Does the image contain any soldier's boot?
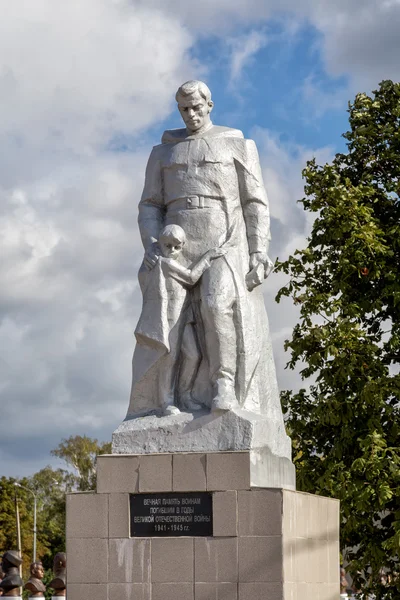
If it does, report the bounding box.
[163,402,181,416]
[211,378,239,412]
[180,391,203,411]
[161,392,181,416]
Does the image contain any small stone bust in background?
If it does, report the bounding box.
[24,562,45,598]
[0,551,23,597]
[49,553,66,597]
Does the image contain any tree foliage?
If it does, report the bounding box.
[51,435,111,491]
[0,435,111,586]
[276,80,400,598]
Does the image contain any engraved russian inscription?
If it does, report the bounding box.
[130,492,213,537]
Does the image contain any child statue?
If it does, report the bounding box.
[133,224,226,416]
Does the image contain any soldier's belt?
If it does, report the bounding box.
[167,196,223,211]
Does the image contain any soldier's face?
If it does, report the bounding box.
[177,92,213,132]
[37,565,44,578]
[32,563,44,579]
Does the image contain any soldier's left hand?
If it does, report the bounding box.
[249,252,274,278]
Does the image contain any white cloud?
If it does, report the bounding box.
[0,154,146,444]
[307,0,400,89]
[0,0,195,154]
[227,30,269,85]
[301,74,349,118]
[145,0,400,89]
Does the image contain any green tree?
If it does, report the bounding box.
[1,435,111,583]
[276,80,400,598]
[51,435,111,491]
[1,469,69,577]
[29,466,72,569]
[0,476,28,558]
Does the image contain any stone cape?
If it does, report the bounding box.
[127,128,282,423]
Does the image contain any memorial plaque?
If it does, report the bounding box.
[130,492,213,537]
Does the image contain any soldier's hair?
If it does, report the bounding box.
[175,80,212,103]
[30,561,43,574]
[159,224,186,245]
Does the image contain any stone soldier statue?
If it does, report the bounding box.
[127,79,283,427]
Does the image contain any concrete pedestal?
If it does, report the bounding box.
[66,452,340,600]
[112,411,296,491]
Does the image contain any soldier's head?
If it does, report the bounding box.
[53,552,66,575]
[1,551,22,571]
[159,225,186,260]
[30,561,44,580]
[176,80,213,133]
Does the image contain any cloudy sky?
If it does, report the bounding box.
[1,0,399,477]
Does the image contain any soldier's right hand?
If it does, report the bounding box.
[144,242,161,270]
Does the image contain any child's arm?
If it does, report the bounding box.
[162,260,194,286]
[163,248,226,286]
[188,249,223,283]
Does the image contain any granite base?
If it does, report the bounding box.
[66,453,340,600]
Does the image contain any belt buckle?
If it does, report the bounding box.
[187,196,199,208]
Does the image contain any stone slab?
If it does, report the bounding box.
[97,455,139,493]
[152,583,193,600]
[194,537,238,582]
[67,584,108,600]
[66,492,108,538]
[139,454,172,492]
[67,538,108,584]
[238,489,282,536]
[207,452,250,491]
[108,583,151,600]
[213,491,237,537]
[112,415,295,490]
[239,582,283,600]
[173,453,207,491]
[238,536,283,582]
[109,539,151,583]
[151,538,194,582]
[109,493,130,538]
[195,583,237,600]
[99,449,295,491]
[113,408,291,456]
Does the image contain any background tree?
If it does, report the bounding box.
[51,435,111,491]
[0,476,29,559]
[0,435,111,590]
[276,80,400,599]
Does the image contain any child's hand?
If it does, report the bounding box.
[208,247,227,260]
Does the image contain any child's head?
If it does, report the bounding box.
[159,225,186,259]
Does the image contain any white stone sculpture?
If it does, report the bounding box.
[134,223,226,417]
[113,80,295,488]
